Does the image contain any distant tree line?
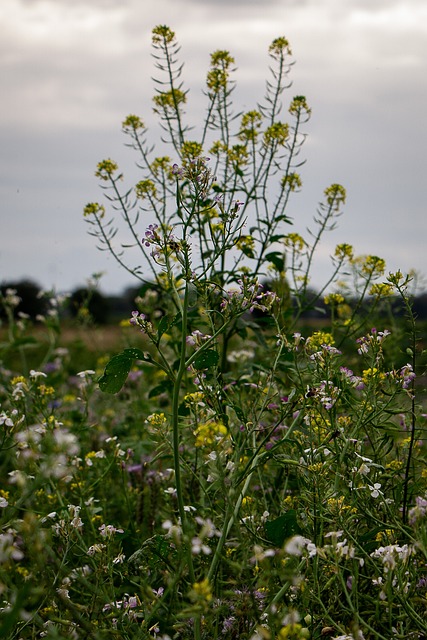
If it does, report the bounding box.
[2,279,427,325]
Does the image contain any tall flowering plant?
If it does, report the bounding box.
[76,24,427,640]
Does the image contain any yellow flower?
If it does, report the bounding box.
[239,110,263,142]
[362,367,386,384]
[278,623,306,639]
[306,331,335,352]
[122,114,145,132]
[152,25,176,45]
[206,50,235,91]
[150,156,172,178]
[324,293,345,306]
[289,95,311,117]
[361,255,386,277]
[135,179,157,200]
[269,36,292,58]
[153,89,186,112]
[191,578,212,603]
[95,159,119,181]
[83,202,105,219]
[281,173,302,191]
[369,282,394,297]
[283,233,306,250]
[324,183,346,209]
[335,243,354,260]
[263,122,289,147]
[227,144,248,166]
[181,140,203,161]
[194,420,228,448]
[146,412,168,428]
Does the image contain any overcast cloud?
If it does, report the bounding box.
[1,0,426,294]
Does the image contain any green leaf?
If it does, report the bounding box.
[148,379,173,398]
[157,315,170,341]
[194,348,219,370]
[232,404,246,422]
[265,251,285,272]
[98,348,150,394]
[98,354,133,394]
[122,348,148,360]
[265,510,302,546]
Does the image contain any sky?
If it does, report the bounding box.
[1,0,427,295]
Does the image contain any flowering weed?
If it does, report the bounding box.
[1,26,426,640]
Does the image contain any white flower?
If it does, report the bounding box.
[76,370,96,378]
[191,537,212,555]
[0,412,14,427]
[99,524,124,537]
[113,553,126,564]
[29,370,47,379]
[370,483,382,498]
[284,535,317,557]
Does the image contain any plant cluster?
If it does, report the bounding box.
[1,25,426,640]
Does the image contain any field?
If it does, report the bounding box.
[2,24,427,640]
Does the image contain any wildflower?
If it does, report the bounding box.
[29,369,47,379]
[122,114,145,131]
[408,496,427,525]
[0,412,14,428]
[153,89,187,112]
[190,577,212,604]
[0,532,24,562]
[76,369,96,379]
[99,524,124,538]
[113,553,126,564]
[135,179,157,200]
[269,36,292,58]
[335,243,354,260]
[152,25,176,45]
[369,282,394,297]
[142,223,159,247]
[95,158,119,180]
[186,329,212,346]
[251,545,276,563]
[399,363,416,389]
[239,110,263,142]
[360,255,386,278]
[369,483,383,499]
[206,50,235,91]
[68,505,84,531]
[371,543,413,572]
[305,331,334,353]
[191,537,212,555]
[281,172,302,191]
[284,536,316,558]
[324,183,346,209]
[162,520,182,542]
[263,122,289,147]
[194,420,228,448]
[324,292,345,306]
[146,412,168,428]
[289,95,311,117]
[87,543,106,555]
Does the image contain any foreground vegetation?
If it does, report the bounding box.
[1,26,426,640]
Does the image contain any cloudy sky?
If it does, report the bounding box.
[1,0,426,295]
